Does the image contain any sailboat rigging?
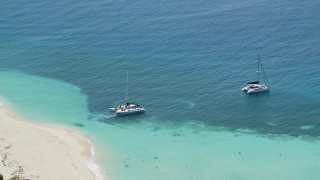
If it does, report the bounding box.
[109,71,146,116]
[242,56,270,94]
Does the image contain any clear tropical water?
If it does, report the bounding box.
[1,0,320,179]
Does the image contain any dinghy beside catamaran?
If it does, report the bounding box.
[242,56,270,94]
[109,71,145,116]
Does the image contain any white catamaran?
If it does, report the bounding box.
[242,56,270,94]
[109,71,146,116]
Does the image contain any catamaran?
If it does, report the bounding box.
[242,56,270,94]
[109,71,146,116]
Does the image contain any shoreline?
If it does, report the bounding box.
[0,98,106,180]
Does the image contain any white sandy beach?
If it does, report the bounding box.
[0,99,104,180]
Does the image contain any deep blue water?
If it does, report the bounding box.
[1,0,320,137]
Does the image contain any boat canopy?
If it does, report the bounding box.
[247,81,259,84]
[126,102,138,105]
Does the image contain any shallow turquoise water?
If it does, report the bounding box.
[0,70,89,125]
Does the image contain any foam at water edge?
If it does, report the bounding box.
[86,141,107,180]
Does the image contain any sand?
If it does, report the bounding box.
[0,100,105,180]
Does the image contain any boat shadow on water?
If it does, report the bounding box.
[99,112,147,125]
[243,90,271,104]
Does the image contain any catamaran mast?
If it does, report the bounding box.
[126,70,128,103]
[257,55,260,82]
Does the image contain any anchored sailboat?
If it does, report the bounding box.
[242,56,270,94]
[109,71,146,115]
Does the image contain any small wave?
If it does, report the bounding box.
[187,101,195,108]
[104,114,116,119]
[267,122,277,126]
[182,100,195,109]
[86,143,107,180]
[300,125,315,130]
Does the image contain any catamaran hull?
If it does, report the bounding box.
[242,87,250,91]
[115,109,146,116]
[247,87,269,94]
[110,104,146,116]
[242,83,269,94]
